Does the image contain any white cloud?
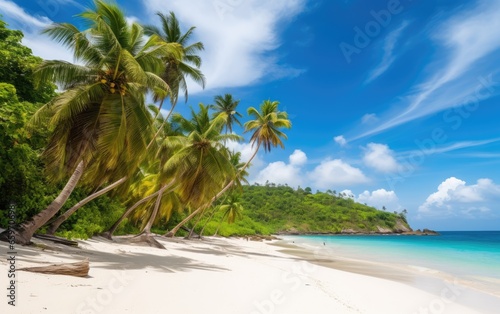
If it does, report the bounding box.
[308,159,369,189]
[0,1,77,63]
[366,20,410,83]
[225,140,263,170]
[361,113,378,124]
[354,1,500,140]
[0,0,52,29]
[363,143,399,173]
[338,188,401,211]
[3,0,306,92]
[254,149,307,187]
[143,0,307,93]
[289,149,307,166]
[418,177,500,218]
[339,189,355,199]
[334,135,347,146]
[357,189,401,211]
[23,35,74,63]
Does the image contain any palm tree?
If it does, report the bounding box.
[190,150,248,237]
[214,194,244,236]
[144,11,205,149]
[47,100,188,236]
[196,151,248,235]
[165,100,291,238]
[1,0,181,244]
[202,193,243,237]
[45,176,128,235]
[105,104,240,238]
[166,104,240,208]
[44,14,206,233]
[210,94,243,134]
[144,11,205,106]
[103,113,183,238]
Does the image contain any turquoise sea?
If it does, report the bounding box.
[287,231,500,281]
[285,231,500,313]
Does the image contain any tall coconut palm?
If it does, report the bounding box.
[1,0,181,244]
[144,11,205,106]
[195,150,248,235]
[144,11,205,151]
[210,94,243,134]
[44,14,204,232]
[103,113,183,238]
[165,104,240,208]
[45,104,171,235]
[165,100,291,238]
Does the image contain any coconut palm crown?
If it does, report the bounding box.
[244,100,292,152]
[144,11,206,106]
[33,0,182,183]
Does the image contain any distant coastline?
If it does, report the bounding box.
[275,228,439,236]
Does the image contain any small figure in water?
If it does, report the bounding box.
[323,242,325,246]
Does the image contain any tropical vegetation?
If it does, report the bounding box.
[0,0,410,245]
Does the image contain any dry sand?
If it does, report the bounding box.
[0,235,495,313]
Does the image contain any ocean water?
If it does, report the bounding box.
[286,231,500,281]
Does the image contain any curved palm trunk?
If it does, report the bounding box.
[141,184,166,235]
[146,101,177,151]
[0,161,85,245]
[45,101,177,235]
[213,214,227,236]
[187,210,205,239]
[104,189,161,239]
[104,180,175,238]
[165,146,259,238]
[199,207,219,237]
[46,176,128,235]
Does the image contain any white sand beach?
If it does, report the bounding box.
[0,235,495,314]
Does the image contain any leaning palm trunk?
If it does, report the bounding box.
[198,206,219,237]
[140,184,167,235]
[187,209,205,239]
[104,180,175,238]
[213,214,227,236]
[0,161,85,245]
[44,101,178,235]
[165,146,259,238]
[197,193,230,237]
[45,176,128,235]
[146,101,177,151]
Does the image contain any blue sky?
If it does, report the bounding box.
[1,0,500,231]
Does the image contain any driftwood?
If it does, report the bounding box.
[19,258,89,277]
[33,234,79,247]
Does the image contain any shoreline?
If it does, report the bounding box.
[272,236,500,312]
[0,235,497,313]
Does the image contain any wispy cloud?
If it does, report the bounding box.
[456,152,500,159]
[365,20,410,84]
[399,138,500,157]
[353,1,500,140]
[334,135,347,146]
[143,0,307,93]
[361,113,378,124]
[0,0,76,62]
[0,0,52,29]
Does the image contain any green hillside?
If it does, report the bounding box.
[195,184,412,237]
